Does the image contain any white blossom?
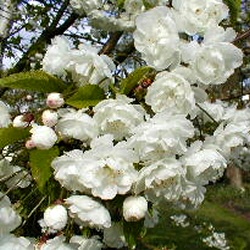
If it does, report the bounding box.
[123,196,148,222]
[182,143,227,185]
[170,214,190,228]
[145,70,196,116]
[79,135,139,200]
[30,125,57,149]
[204,25,237,44]
[0,101,11,128]
[133,6,180,70]
[70,235,103,250]
[103,222,127,249]
[25,139,36,149]
[182,41,243,85]
[64,42,115,89]
[181,178,207,208]
[144,207,159,228]
[42,110,58,127]
[203,232,230,250]
[42,37,72,78]
[42,204,68,232]
[134,158,185,202]
[38,235,76,250]
[129,112,194,163]
[0,159,31,189]
[46,93,65,109]
[93,95,145,140]
[65,195,111,229]
[56,109,98,142]
[51,149,90,192]
[70,0,101,15]
[0,192,22,236]
[212,122,250,157]
[172,0,229,35]
[51,137,138,199]
[0,234,34,250]
[198,100,227,123]
[13,115,29,128]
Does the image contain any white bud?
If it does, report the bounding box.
[30,125,57,149]
[123,196,148,222]
[42,110,58,127]
[13,115,29,128]
[25,139,36,149]
[26,95,33,101]
[46,93,64,109]
[43,204,68,231]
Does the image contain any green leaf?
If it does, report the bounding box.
[119,66,155,95]
[29,147,59,193]
[117,0,126,9]
[223,0,241,24]
[66,84,105,108]
[0,127,30,149]
[123,220,144,249]
[0,71,66,93]
[142,0,155,9]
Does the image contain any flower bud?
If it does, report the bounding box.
[30,125,57,149]
[43,204,68,231]
[26,95,33,101]
[13,115,29,128]
[123,196,148,222]
[25,139,36,149]
[42,110,58,127]
[46,93,64,109]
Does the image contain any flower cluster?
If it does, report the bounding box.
[0,0,247,249]
[42,37,115,90]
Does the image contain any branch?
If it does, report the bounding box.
[233,28,250,43]
[196,103,219,125]
[114,41,135,65]
[98,31,123,55]
[9,12,79,74]
[49,0,70,30]
[54,12,79,36]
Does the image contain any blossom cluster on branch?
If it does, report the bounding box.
[0,0,248,249]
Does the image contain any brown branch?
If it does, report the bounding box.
[233,28,250,43]
[50,0,70,30]
[98,31,123,55]
[114,41,135,65]
[9,12,79,74]
[220,91,250,101]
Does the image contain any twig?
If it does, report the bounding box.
[196,103,219,125]
[233,28,250,43]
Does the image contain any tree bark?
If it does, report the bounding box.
[226,164,243,189]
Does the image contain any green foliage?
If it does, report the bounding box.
[66,84,105,108]
[142,184,250,249]
[117,0,126,9]
[119,66,155,95]
[223,0,241,24]
[123,220,144,249]
[0,127,30,149]
[29,147,59,193]
[0,71,66,93]
[142,0,155,9]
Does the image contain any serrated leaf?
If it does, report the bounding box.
[0,71,66,93]
[29,147,59,193]
[119,66,155,95]
[0,127,30,149]
[66,84,105,108]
